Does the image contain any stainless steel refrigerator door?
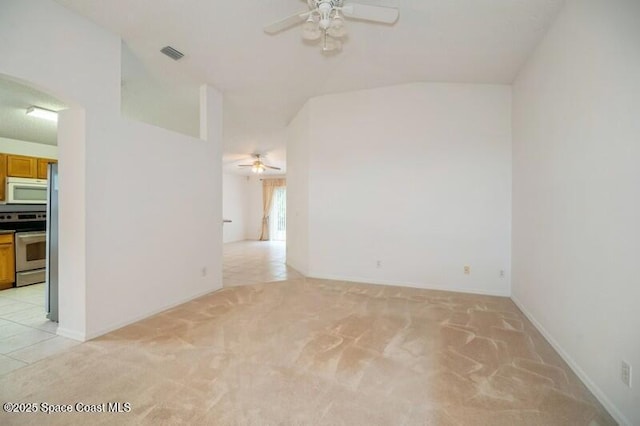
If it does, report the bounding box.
[46,163,59,322]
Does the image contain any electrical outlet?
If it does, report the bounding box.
[500,270,505,278]
[376,260,382,269]
[621,361,632,387]
[201,267,207,277]
[464,265,471,275]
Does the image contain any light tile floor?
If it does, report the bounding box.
[0,284,78,376]
[223,240,303,287]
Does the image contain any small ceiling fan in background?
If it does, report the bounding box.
[264,0,399,52]
[238,154,282,174]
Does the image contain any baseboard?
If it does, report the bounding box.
[511,296,629,426]
[306,273,510,297]
[56,327,86,342]
[83,285,223,341]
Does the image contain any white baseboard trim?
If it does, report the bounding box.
[511,296,629,426]
[83,285,223,341]
[56,327,86,342]
[306,273,510,298]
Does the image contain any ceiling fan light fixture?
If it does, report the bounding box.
[251,161,266,174]
[327,13,346,38]
[322,34,342,52]
[238,154,282,173]
[319,18,331,30]
[265,1,399,54]
[302,16,321,40]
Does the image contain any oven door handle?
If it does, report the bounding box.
[18,269,45,277]
[16,234,46,243]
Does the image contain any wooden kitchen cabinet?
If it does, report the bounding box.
[0,154,6,202]
[0,154,57,201]
[0,233,15,290]
[7,155,38,179]
[37,158,57,179]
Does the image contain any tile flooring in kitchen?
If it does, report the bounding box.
[0,284,78,376]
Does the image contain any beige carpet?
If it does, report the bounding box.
[0,278,614,425]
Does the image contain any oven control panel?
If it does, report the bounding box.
[0,212,46,222]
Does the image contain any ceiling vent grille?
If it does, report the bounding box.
[160,46,184,61]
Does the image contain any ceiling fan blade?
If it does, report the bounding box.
[264,11,311,34]
[238,165,253,167]
[265,165,282,170]
[342,3,399,24]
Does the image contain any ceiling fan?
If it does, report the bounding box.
[264,0,399,52]
[238,154,282,174]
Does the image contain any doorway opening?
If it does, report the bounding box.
[0,75,63,360]
[222,175,301,288]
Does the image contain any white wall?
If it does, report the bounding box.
[0,136,58,158]
[288,83,512,295]
[121,42,200,138]
[223,174,248,243]
[222,173,263,243]
[0,0,223,340]
[286,102,311,274]
[512,0,640,424]
[245,176,263,241]
[57,108,86,339]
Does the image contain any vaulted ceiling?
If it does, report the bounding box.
[55,0,565,173]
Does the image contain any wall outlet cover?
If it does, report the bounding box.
[621,361,632,387]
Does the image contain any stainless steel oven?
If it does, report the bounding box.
[15,231,46,286]
[0,211,47,287]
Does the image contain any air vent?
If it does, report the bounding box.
[160,46,184,61]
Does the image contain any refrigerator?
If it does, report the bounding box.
[46,163,59,322]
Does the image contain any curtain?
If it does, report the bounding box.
[259,178,286,240]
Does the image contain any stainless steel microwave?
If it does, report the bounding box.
[6,177,48,204]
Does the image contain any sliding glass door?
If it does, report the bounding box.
[269,187,286,241]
